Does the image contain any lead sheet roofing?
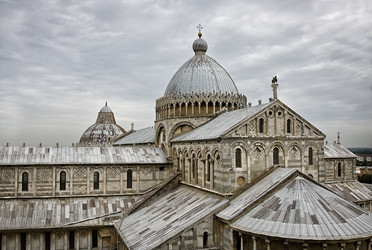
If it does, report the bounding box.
[0,196,137,230]
[118,185,228,250]
[225,169,372,240]
[172,102,272,142]
[114,127,155,145]
[325,181,372,202]
[0,145,167,165]
[324,143,357,158]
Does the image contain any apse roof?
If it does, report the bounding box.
[163,32,239,96]
[218,168,372,241]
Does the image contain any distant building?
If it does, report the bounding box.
[1,30,372,250]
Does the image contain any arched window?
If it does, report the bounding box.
[259,118,264,133]
[308,147,313,165]
[235,148,242,168]
[337,162,342,177]
[203,232,208,248]
[22,172,28,191]
[206,155,211,182]
[162,129,166,142]
[287,119,291,133]
[273,148,279,165]
[127,169,132,189]
[60,171,66,190]
[93,171,99,190]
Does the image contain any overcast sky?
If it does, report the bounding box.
[0,0,371,148]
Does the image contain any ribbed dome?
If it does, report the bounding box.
[164,34,239,96]
[78,103,126,146]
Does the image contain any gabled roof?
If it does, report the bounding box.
[324,142,357,159]
[117,186,228,250]
[218,168,372,240]
[172,99,325,142]
[0,145,167,165]
[0,196,137,230]
[171,102,271,142]
[114,127,155,145]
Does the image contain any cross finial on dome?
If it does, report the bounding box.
[197,24,203,38]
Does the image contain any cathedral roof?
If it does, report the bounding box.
[79,103,126,146]
[324,141,357,158]
[114,127,155,145]
[0,145,168,165]
[163,32,239,96]
[118,185,228,250]
[171,102,271,142]
[218,167,372,241]
[0,196,137,230]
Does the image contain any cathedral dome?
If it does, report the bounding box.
[164,32,239,96]
[78,102,126,146]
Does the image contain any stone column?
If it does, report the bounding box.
[265,239,271,250]
[211,160,214,189]
[103,166,107,195]
[53,166,56,196]
[198,102,201,115]
[213,102,216,115]
[303,243,308,250]
[247,155,251,183]
[354,241,361,250]
[136,167,140,192]
[206,102,208,114]
[239,233,243,249]
[185,103,188,116]
[15,167,19,197]
[252,236,257,250]
[86,166,89,195]
[33,167,37,196]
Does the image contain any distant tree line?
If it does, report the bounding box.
[359,174,372,184]
[349,148,372,154]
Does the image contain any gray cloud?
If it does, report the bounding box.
[0,0,371,147]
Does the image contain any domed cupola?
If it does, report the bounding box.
[155,26,247,151]
[78,102,126,146]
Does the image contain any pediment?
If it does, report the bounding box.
[223,100,325,139]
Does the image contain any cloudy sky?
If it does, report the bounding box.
[0,0,371,148]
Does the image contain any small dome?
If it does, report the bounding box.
[78,103,126,146]
[99,102,112,113]
[193,38,208,54]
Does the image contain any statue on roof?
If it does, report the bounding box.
[272,76,278,84]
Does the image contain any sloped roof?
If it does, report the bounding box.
[117,186,228,250]
[172,102,271,142]
[325,181,372,202]
[114,127,155,145]
[217,167,295,221]
[224,169,372,240]
[0,145,167,165]
[0,196,137,230]
[324,143,357,159]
